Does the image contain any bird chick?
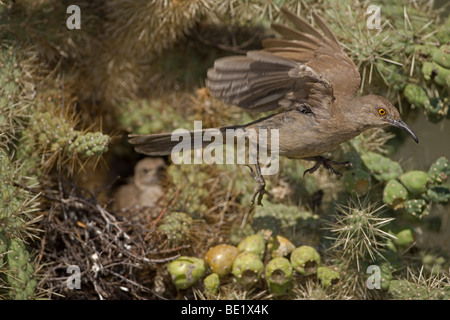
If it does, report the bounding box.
[114,157,166,221]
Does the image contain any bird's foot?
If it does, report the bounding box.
[303,156,352,177]
[246,164,271,206]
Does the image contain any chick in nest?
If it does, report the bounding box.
[114,157,167,221]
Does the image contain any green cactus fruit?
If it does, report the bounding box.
[361,152,403,182]
[203,273,220,295]
[68,131,110,157]
[427,157,449,185]
[432,44,450,69]
[383,179,408,210]
[167,256,206,290]
[404,199,429,218]
[265,257,293,296]
[290,246,321,276]
[204,244,239,278]
[343,168,372,196]
[394,229,415,247]
[317,266,340,287]
[158,211,193,246]
[403,84,430,108]
[232,251,264,286]
[6,238,36,300]
[424,98,448,123]
[399,171,428,194]
[426,186,450,203]
[237,234,266,260]
[268,235,295,259]
[422,61,450,88]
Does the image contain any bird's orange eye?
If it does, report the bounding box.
[378,108,386,116]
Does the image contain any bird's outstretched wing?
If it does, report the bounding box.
[206,8,361,114]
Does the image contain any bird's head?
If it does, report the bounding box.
[358,94,419,143]
[134,157,167,186]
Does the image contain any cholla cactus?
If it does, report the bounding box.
[361,152,403,182]
[388,268,450,300]
[327,198,395,270]
[0,150,40,300]
[158,211,194,246]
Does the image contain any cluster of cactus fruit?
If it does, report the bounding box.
[351,152,450,218]
[167,233,339,296]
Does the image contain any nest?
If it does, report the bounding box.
[32,176,187,300]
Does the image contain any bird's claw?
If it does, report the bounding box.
[303,156,352,177]
[246,164,271,206]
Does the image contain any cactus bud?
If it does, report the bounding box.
[203,273,220,295]
[317,266,340,287]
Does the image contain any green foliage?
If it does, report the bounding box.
[343,168,372,196]
[252,203,318,235]
[399,171,428,194]
[427,157,449,185]
[3,238,37,300]
[382,179,408,210]
[404,199,429,218]
[388,278,450,300]
[158,211,193,246]
[361,152,403,182]
[117,99,190,135]
[327,199,395,270]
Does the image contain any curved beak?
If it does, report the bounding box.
[389,120,419,143]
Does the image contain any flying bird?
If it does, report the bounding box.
[129,8,418,205]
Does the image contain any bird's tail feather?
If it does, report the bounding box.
[129,125,243,156]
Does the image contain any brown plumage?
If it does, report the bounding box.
[129,8,418,205]
[114,157,166,221]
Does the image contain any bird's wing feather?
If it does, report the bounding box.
[206,8,361,113]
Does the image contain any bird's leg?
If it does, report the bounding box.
[246,162,270,206]
[303,156,352,177]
